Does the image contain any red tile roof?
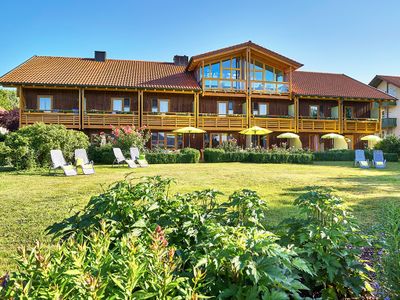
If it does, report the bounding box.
[0,56,201,90]
[187,41,303,71]
[369,75,400,89]
[293,71,396,100]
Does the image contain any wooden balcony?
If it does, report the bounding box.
[142,112,195,130]
[21,111,80,129]
[198,114,247,131]
[299,118,339,133]
[251,116,295,131]
[83,112,139,129]
[344,119,379,133]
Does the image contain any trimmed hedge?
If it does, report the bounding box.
[88,144,115,164]
[313,149,399,162]
[145,148,200,164]
[203,148,313,164]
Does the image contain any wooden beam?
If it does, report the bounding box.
[338,98,343,134]
[139,91,144,127]
[19,86,24,129]
[378,100,383,136]
[294,96,299,133]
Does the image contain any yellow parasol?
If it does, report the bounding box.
[321,133,348,150]
[239,126,272,135]
[172,127,206,147]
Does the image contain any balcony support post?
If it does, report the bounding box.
[194,92,199,127]
[338,98,344,134]
[294,96,299,133]
[139,90,143,127]
[378,100,383,136]
[246,95,251,127]
[18,86,24,128]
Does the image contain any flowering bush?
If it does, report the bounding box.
[0,126,8,142]
[111,125,150,153]
[0,108,19,131]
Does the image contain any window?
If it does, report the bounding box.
[218,101,229,116]
[345,107,353,119]
[252,102,268,116]
[112,98,130,112]
[151,99,169,113]
[209,133,232,148]
[151,132,182,149]
[388,85,397,97]
[249,59,284,83]
[309,105,319,118]
[38,96,52,112]
[259,103,268,116]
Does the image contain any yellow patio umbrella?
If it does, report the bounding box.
[239,126,272,135]
[277,132,302,149]
[361,135,382,148]
[277,132,300,139]
[321,133,348,150]
[173,126,206,147]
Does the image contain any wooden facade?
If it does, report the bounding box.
[9,42,393,151]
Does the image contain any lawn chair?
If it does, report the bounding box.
[74,148,95,175]
[354,149,369,169]
[130,147,149,167]
[50,149,77,176]
[373,150,386,169]
[113,148,137,168]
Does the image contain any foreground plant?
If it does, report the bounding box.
[1,177,371,298]
[279,187,373,299]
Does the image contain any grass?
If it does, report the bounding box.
[1,161,400,273]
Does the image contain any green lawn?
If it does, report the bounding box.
[1,162,400,273]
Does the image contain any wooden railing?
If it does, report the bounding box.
[21,111,80,129]
[251,116,295,131]
[299,118,339,133]
[198,114,247,130]
[201,78,246,92]
[250,81,289,94]
[83,112,138,129]
[344,119,379,133]
[142,112,195,129]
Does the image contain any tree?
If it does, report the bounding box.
[0,89,18,110]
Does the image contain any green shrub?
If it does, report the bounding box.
[313,149,398,162]
[204,148,313,164]
[375,135,400,155]
[375,202,400,298]
[3,123,89,169]
[313,149,355,161]
[180,147,200,163]
[203,148,225,162]
[279,187,372,298]
[87,144,114,164]
[145,148,200,164]
[145,152,178,164]
[0,142,11,166]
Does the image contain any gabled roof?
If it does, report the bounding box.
[293,71,396,101]
[186,41,303,71]
[369,75,400,89]
[0,56,201,90]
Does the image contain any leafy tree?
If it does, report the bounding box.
[374,135,400,155]
[0,89,18,110]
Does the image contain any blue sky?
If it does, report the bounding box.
[0,0,399,83]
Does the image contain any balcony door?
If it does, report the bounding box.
[218,101,233,116]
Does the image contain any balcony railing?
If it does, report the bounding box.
[202,78,246,92]
[344,119,379,133]
[299,117,339,133]
[198,114,247,130]
[83,111,138,129]
[201,78,289,95]
[250,81,289,94]
[251,115,295,131]
[21,110,80,129]
[382,118,397,128]
[142,112,195,129]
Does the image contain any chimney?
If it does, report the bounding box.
[94,51,106,62]
[173,55,189,66]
